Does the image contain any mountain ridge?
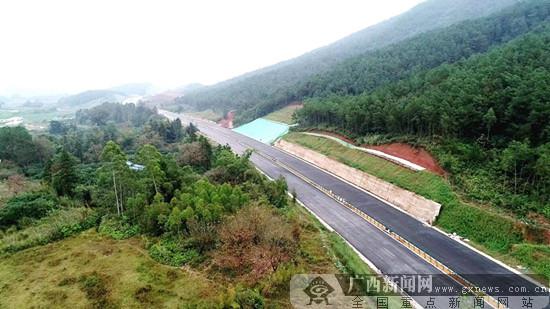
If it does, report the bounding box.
[179,0,522,118]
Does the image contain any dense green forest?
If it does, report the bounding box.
[174,0,524,124]
[296,27,550,219]
[0,103,327,306]
[167,0,550,280]
[172,0,550,220]
[297,0,549,99]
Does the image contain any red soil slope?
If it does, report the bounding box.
[218,111,235,129]
[304,129,445,175]
[367,143,446,176]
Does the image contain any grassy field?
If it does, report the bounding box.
[0,230,223,308]
[282,132,550,281]
[263,105,302,124]
[0,201,398,307]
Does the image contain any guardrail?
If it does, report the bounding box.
[254,150,502,309]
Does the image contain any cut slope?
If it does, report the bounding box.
[302,132,428,172]
[368,143,446,176]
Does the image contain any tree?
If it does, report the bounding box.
[166,206,184,235]
[99,141,131,216]
[49,120,70,135]
[483,107,497,139]
[500,141,535,194]
[166,119,183,143]
[535,144,550,199]
[137,144,165,194]
[177,139,212,171]
[264,177,288,209]
[50,149,79,197]
[185,123,198,141]
[0,126,37,166]
[34,135,55,163]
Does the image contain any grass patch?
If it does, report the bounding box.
[0,230,222,308]
[78,271,113,308]
[0,207,97,254]
[98,215,140,240]
[284,132,451,201]
[187,109,222,121]
[263,104,302,124]
[0,202,378,308]
[510,244,550,283]
[283,132,550,281]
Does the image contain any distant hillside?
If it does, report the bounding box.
[109,83,153,96]
[175,83,204,93]
[177,0,521,122]
[57,83,157,109]
[57,90,126,108]
[140,84,205,108]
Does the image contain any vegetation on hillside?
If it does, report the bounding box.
[283,131,550,280]
[173,0,549,280]
[176,0,535,124]
[263,104,302,124]
[0,103,379,306]
[296,28,550,220]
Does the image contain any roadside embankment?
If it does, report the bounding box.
[275,139,441,224]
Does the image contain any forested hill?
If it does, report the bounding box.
[296,27,550,146]
[297,26,550,218]
[176,0,521,122]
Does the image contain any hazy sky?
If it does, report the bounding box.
[0,0,423,96]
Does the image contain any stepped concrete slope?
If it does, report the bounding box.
[160,110,546,308]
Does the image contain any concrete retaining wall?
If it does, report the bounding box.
[275,139,441,224]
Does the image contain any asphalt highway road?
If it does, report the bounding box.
[161,110,545,305]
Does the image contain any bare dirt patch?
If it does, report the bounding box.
[218,110,235,128]
[367,143,446,176]
[304,130,445,175]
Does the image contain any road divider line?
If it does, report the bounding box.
[253,150,501,309]
[164,111,502,308]
[253,154,423,309]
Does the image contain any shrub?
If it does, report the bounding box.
[510,244,550,281]
[0,191,57,228]
[0,207,96,254]
[148,238,200,267]
[234,287,265,309]
[437,200,524,252]
[215,204,297,282]
[98,215,140,240]
[78,271,113,308]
